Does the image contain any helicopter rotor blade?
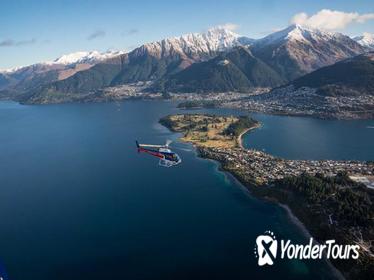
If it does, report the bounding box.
[165,139,173,147]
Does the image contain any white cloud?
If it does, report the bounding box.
[220,23,240,31]
[290,9,374,30]
[291,13,308,26]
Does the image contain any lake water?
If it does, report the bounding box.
[1,99,369,279]
[243,113,374,161]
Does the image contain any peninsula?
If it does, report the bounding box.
[160,113,374,280]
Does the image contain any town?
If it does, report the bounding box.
[160,113,374,188]
[198,146,374,187]
[225,86,374,120]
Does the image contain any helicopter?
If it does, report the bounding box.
[136,140,182,167]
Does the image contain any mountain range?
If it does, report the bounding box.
[1,25,373,104]
[0,50,124,97]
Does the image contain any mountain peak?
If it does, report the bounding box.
[205,26,239,37]
[256,24,341,46]
[51,51,94,65]
[354,32,374,49]
[251,24,365,81]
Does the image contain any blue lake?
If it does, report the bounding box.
[1,99,369,279]
[243,113,374,161]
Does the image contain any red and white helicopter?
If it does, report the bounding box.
[136,140,182,167]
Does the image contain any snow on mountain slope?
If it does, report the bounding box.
[106,27,255,85]
[251,24,366,80]
[1,27,253,94]
[354,32,374,49]
[1,28,247,75]
[255,24,349,46]
[49,50,125,65]
[0,50,124,74]
[138,27,252,59]
[0,49,125,93]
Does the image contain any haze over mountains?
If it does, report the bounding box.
[0,25,373,104]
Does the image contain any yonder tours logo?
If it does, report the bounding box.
[254,231,278,266]
[254,230,360,266]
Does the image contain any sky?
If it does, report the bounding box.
[1,0,374,69]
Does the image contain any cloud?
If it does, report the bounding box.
[0,38,36,47]
[209,23,240,32]
[290,9,374,30]
[220,23,240,31]
[121,29,139,36]
[87,30,106,40]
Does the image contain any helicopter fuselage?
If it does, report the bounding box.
[136,141,181,167]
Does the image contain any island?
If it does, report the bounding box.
[160,113,374,280]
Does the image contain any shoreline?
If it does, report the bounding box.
[160,113,374,279]
[195,146,345,279]
[197,147,349,280]
[237,123,261,149]
[278,203,345,280]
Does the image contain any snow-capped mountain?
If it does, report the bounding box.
[17,27,255,102]
[138,27,252,59]
[255,24,347,46]
[48,50,125,65]
[1,50,124,74]
[1,28,252,94]
[353,32,374,50]
[105,27,254,85]
[251,24,366,80]
[1,28,247,74]
[0,50,124,92]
